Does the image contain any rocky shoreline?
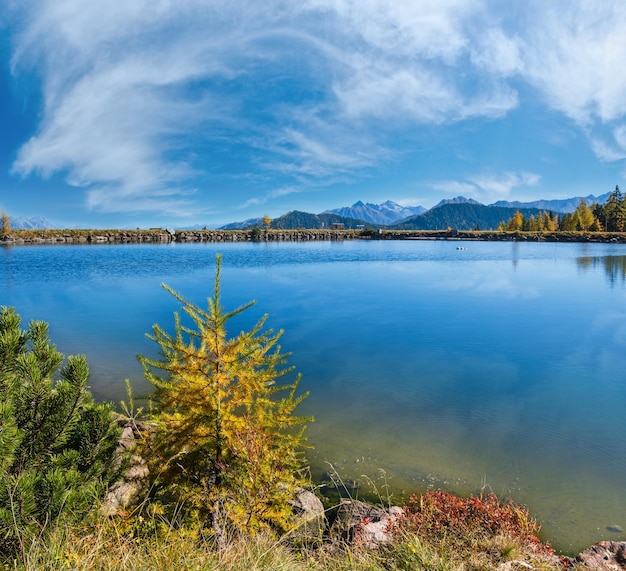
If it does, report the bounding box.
[107,419,626,569]
[3,228,626,245]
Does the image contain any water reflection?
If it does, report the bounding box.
[0,245,15,290]
[577,256,626,286]
[511,241,519,270]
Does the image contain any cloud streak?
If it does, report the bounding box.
[9,0,253,215]
[519,1,626,125]
[433,171,541,203]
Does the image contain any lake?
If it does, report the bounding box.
[2,239,626,554]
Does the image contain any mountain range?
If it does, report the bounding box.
[7,193,611,231]
[391,203,546,231]
[8,216,54,229]
[218,193,611,232]
[490,193,611,214]
[322,200,426,225]
[322,194,610,227]
[270,211,373,230]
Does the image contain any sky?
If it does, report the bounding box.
[1,1,626,229]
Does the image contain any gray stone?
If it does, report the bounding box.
[101,420,150,516]
[576,541,626,570]
[102,454,148,515]
[330,499,404,548]
[288,487,326,544]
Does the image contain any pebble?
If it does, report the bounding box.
[606,525,624,533]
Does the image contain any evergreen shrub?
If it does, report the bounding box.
[0,306,120,557]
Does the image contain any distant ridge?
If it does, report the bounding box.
[214,191,614,230]
[270,210,376,230]
[9,216,54,229]
[489,193,610,213]
[432,196,482,209]
[323,200,426,225]
[218,217,263,230]
[392,203,549,231]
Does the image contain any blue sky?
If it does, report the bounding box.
[1,1,626,229]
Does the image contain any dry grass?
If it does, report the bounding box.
[2,502,575,571]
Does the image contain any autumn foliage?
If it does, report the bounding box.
[399,490,552,555]
[138,255,311,540]
[0,211,9,235]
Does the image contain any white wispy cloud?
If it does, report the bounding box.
[269,186,303,199]
[496,1,626,172]
[9,0,251,215]
[469,172,540,198]
[238,185,303,210]
[590,136,626,164]
[5,0,626,218]
[306,0,475,61]
[469,25,523,76]
[321,0,521,124]
[519,1,626,125]
[431,180,478,197]
[433,171,541,203]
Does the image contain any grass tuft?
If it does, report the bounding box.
[1,489,573,571]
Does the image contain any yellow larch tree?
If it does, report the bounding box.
[0,211,10,236]
[138,255,311,542]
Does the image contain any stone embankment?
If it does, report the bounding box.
[1,229,360,245]
[3,228,626,245]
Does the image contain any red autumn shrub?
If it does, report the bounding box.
[399,490,552,555]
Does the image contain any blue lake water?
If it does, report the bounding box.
[2,239,626,554]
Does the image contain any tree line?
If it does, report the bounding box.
[498,185,625,232]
